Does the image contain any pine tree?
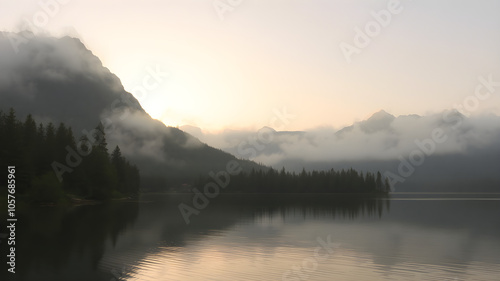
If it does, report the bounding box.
[18,114,38,192]
[34,123,46,175]
[111,145,126,194]
[384,177,391,193]
[375,171,383,192]
[93,122,108,154]
[3,108,22,166]
[0,111,141,201]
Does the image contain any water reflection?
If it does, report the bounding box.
[4,194,500,280]
[244,194,391,221]
[1,201,139,281]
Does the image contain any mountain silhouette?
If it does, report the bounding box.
[336,110,396,137]
[0,32,263,188]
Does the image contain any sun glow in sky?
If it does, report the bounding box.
[2,0,500,132]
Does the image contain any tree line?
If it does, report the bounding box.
[0,108,140,204]
[197,167,391,193]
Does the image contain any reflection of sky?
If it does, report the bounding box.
[99,199,500,280]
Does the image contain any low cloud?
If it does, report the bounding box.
[188,110,500,167]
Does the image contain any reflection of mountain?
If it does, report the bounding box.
[0,33,263,187]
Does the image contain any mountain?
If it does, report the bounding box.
[190,110,500,192]
[188,126,306,162]
[0,32,263,188]
[336,110,396,137]
[180,125,204,139]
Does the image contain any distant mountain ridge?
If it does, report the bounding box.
[188,110,500,192]
[336,110,396,137]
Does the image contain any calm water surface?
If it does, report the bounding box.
[4,193,500,281]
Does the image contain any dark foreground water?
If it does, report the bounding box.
[2,193,500,281]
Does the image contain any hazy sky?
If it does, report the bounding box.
[2,0,499,132]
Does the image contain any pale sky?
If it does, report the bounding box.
[1,0,500,132]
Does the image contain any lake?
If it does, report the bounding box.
[3,193,500,281]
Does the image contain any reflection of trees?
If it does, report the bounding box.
[7,195,391,281]
[80,194,391,280]
[239,195,391,220]
[11,195,500,281]
[13,201,138,281]
[150,194,391,249]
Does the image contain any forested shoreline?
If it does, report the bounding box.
[196,167,391,194]
[0,108,140,204]
[1,107,389,206]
